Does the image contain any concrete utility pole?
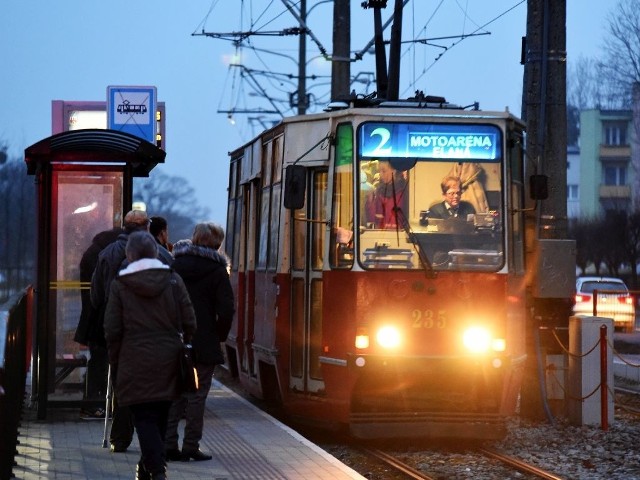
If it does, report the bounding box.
[386,0,404,101]
[331,0,351,100]
[522,0,568,221]
[520,0,574,420]
[297,0,308,114]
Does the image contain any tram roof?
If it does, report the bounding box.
[24,128,166,176]
[228,103,524,158]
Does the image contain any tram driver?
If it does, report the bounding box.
[424,176,476,221]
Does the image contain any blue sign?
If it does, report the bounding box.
[107,86,157,143]
[359,122,502,161]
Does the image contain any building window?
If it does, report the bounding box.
[603,121,627,146]
[567,184,579,200]
[603,164,626,186]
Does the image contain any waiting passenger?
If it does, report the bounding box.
[104,231,196,480]
[149,215,174,264]
[427,176,476,220]
[164,222,235,462]
[74,226,123,419]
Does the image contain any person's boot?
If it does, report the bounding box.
[135,461,151,480]
[150,464,167,480]
[181,447,212,461]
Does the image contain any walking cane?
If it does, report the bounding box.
[102,365,113,448]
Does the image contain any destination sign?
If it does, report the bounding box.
[359,122,502,161]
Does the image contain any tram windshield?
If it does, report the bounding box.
[353,121,504,272]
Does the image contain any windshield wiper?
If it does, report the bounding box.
[393,206,435,277]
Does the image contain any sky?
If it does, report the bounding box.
[0,1,613,225]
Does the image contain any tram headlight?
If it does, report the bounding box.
[462,327,506,354]
[355,327,369,349]
[376,325,401,349]
[463,326,491,354]
[491,338,506,352]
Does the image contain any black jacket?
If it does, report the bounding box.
[90,231,173,346]
[171,240,235,365]
[74,227,123,345]
[104,262,196,406]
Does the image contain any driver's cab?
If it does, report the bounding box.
[358,156,503,271]
[318,116,524,273]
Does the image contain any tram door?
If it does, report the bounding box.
[239,180,258,378]
[49,168,123,392]
[290,169,327,394]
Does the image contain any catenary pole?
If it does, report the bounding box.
[331,0,351,100]
[520,0,574,420]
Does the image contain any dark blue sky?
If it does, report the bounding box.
[1,1,609,224]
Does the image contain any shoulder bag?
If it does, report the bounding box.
[171,273,199,393]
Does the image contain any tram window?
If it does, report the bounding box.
[272,135,283,183]
[262,142,272,187]
[226,199,236,268]
[330,123,354,269]
[257,188,271,270]
[268,185,281,270]
[311,172,327,270]
[357,159,504,272]
[292,207,306,271]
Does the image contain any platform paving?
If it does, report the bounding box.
[12,380,366,480]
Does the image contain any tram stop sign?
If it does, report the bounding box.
[107,85,157,143]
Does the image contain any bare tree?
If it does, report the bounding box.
[569,218,592,274]
[598,0,640,109]
[566,57,605,145]
[566,2,640,142]
[567,56,600,109]
[0,154,36,300]
[133,170,211,242]
[625,211,640,287]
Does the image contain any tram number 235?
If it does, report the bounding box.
[412,310,447,329]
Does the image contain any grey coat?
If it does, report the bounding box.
[104,263,196,406]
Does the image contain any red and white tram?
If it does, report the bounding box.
[224,99,533,440]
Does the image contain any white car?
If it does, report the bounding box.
[573,276,636,333]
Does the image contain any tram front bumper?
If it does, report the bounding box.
[349,411,507,440]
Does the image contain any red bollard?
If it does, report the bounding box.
[600,324,608,431]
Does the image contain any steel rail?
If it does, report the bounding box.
[362,448,436,480]
[479,447,565,480]
[614,386,640,417]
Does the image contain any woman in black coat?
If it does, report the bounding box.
[164,222,235,462]
[105,232,196,480]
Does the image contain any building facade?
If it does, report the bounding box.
[566,144,580,219]
[578,109,634,218]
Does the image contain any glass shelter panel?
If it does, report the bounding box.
[356,121,505,272]
[51,170,122,377]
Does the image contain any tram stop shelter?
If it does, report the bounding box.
[24,129,165,419]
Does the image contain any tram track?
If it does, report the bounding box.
[614,385,640,417]
[360,446,566,480]
[478,447,565,480]
[361,448,436,480]
[220,373,640,479]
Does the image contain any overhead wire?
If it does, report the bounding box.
[401,0,525,97]
[204,1,525,130]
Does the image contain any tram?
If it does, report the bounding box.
[223,97,539,440]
